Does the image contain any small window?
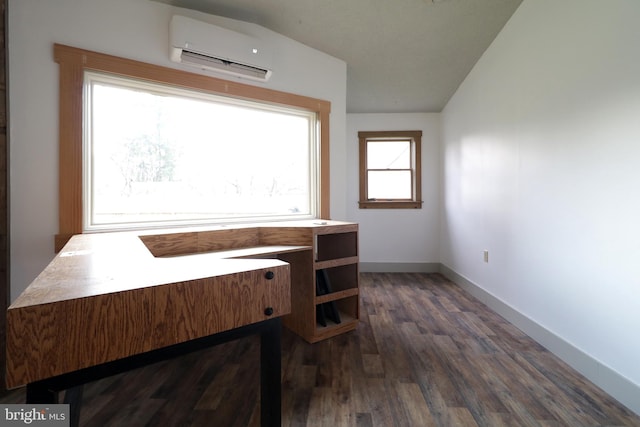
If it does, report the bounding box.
[358,130,422,209]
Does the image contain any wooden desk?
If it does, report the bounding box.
[6,220,359,425]
[6,232,291,426]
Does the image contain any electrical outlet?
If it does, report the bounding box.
[483,250,489,263]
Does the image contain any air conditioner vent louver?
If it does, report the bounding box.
[170,15,273,82]
[180,50,272,81]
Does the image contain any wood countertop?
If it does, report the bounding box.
[10,232,291,308]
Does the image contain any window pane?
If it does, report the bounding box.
[86,73,316,230]
[367,170,412,199]
[367,140,410,169]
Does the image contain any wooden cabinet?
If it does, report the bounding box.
[259,221,359,342]
[310,226,359,342]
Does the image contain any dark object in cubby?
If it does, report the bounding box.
[315,269,341,325]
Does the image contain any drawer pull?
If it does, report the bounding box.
[265,271,275,280]
[264,307,274,316]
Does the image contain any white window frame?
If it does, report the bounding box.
[82,71,320,232]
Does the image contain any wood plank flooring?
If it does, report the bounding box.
[2,272,639,426]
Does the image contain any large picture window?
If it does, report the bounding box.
[54,44,331,250]
[84,72,318,231]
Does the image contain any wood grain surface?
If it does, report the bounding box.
[6,232,290,389]
[7,220,358,388]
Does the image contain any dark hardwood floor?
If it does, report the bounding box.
[3,273,639,426]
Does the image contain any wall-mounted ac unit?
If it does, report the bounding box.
[170,15,273,82]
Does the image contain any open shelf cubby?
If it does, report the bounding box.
[315,231,358,261]
[314,295,359,338]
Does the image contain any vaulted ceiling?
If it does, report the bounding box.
[152,0,523,113]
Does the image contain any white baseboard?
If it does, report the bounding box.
[359,262,440,273]
[439,264,640,417]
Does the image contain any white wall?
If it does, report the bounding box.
[441,0,640,412]
[346,113,440,270]
[8,0,346,301]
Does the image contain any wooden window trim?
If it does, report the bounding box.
[53,43,331,251]
[358,130,423,209]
